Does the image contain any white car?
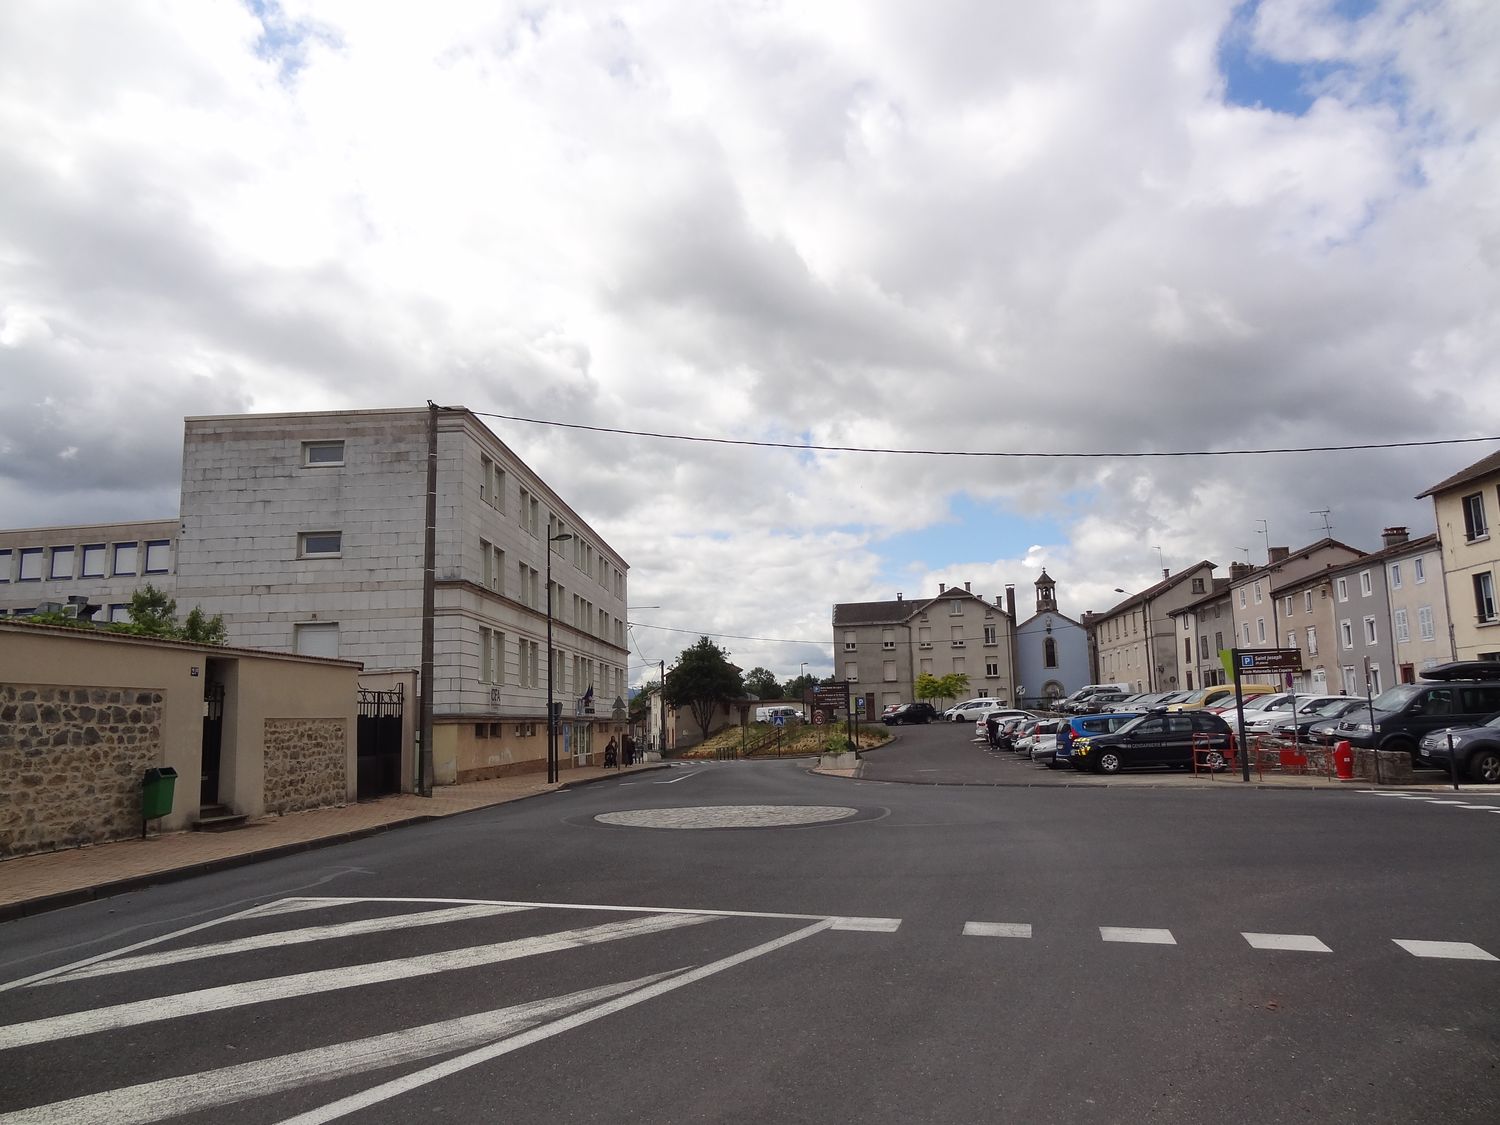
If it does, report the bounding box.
[946,698,1010,723]
[972,709,1038,739]
[1240,695,1345,732]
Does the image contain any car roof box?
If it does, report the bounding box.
[1418,660,1500,682]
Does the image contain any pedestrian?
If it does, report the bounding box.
[985,712,1000,749]
[622,734,635,766]
[604,736,618,769]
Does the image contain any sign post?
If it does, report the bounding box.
[811,683,850,746]
[1233,648,1303,781]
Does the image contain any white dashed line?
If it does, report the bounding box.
[1099,927,1176,945]
[1241,932,1332,953]
[1454,804,1500,810]
[1393,939,1497,961]
[963,922,1032,939]
[830,917,902,932]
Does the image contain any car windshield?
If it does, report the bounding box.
[1369,685,1423,711]
[1310,698,1355,716]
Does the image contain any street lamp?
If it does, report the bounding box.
[546,532,573,784]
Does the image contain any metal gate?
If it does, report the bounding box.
[357,684,404,799]
[200,681,225,806]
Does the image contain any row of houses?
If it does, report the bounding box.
[0,407,633,830]
[833,447,1500,706]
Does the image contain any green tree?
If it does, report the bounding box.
[628,680,659,726]
[782,672,818,699]
[662,637,744,743]
[933,673,970,709]
[913,672,942,702]
[103,584,228,646]
[743,667,783,699]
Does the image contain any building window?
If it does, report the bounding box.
[1462,492,1488,541]
[1394,609,1409,643]
[1182,616,1190,632]
[1388,563,1402,590]
[952,657,965,674]
[1342,666,1358,694]
[918,627,931,648]
[882,628,895,650]
[949,599,963,616]
[1359,571,1373,597]
[1340,619,1354,649]
[113,542,139,576]
[1191,577,1205,593]
[1200,634,1210,661]
[80,544,106,578]
[883,661,897,682]
[919,657,933,675]
[1307,626,1318,655]
[1253,580,1262,604]
[1335,577,1349,602]
[1363,616,1377,645]
[298,531,342,558]
[984,625,998,645]
[843,631,856,652]
[293,622,340,657]
[481,456,505,510]
[1239,588,1247,608]
[1475,572,1497,624]
[1286,629,1297,650]
[1044,637,1057,667]
[1215,630,1224,653]
[1414,557,1426,583]
[302,440,345,466]
[985,659,999,678]
[48,546,75,580]
[1418,606,1434,641]
[1184,638,1192,664]
[1282,596,1293,618]
[0,548,9,582]
[845,662,859,682]
[1369,665,1383,694]
[951,626,965,648]
[1256,618,1266,643]
[107,604,131,623]
[1242,623,1251,645]
[144,540,172,574]
[480,627,494,683]
[19,548,43,581]
[1304,590,1313,613]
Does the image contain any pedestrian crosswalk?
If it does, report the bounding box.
[1362,789,1500,813]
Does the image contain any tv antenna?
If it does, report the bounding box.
[1311,509,1333,535]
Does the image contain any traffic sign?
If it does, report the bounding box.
[812,710,825,726]
[773,714,785,727]
[1235,648,1303,674]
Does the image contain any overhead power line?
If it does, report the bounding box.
[628,620,827,646]
[473,409,1499,460]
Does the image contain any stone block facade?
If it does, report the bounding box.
[0,683,164,858]
[263,717,349,815]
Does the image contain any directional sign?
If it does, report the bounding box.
[812,683,850,712]
[1235,648,1303,674]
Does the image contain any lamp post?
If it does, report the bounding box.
[546,532,573,784]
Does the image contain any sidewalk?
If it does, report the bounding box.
[0,762,668,923]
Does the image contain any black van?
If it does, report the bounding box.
[1332,662,1500,762]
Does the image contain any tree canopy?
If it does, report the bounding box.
[914,672,969,707]
[23,584,227,645]
[662,637,743,742]
[742,666,783,699]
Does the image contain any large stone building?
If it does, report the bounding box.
[0,407,631,784]
[832,582,1018,712]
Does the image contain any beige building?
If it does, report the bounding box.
[1266,570,1341,694]
[1091,563,1216,694]
[1419,450,1500,661]
[0,519,178,622]
[1226,539,1365,660]
[832,582,1018,712]
[1165,577,1233,691]
[1377,531,1452,680]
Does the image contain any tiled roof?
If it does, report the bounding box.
[1098,561,1216,618]
[831,599,914,626]
[1325,533,1438,573]
[1416,447,1500,499]
[1233,538,1365,585]
[1168,577,1232,615]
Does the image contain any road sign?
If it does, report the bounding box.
[812,710,825,726]
[1235,648,1303,674]
[773,714,785,727]
[812,683,850,712]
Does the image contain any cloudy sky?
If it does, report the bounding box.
[2,0,1498,685]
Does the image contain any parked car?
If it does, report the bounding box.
[1028,724,1062,764]
[1078,690,1132,714]
[1332,664,1500,762]
[1418,717,1500,782]
[972,707,1038,739]
[1015,719,1060,757]
[884,702,939,725]
[1070,710,1234,774]
[944,697,1010,723]
[1269,698,1364,740]
[1239,694,1344,733]
[1168,684,1280,712]
[992,716,1030,751]
[1206,692,1273,715]
[1057,684,1132,714]
[1054,711,1145,769]
[755,705,802,723]
[880,704,903,721]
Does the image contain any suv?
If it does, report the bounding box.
[884,702,939,725]
[1071,710,1234,774]
[1054,711,1145,769]
[1418,716,1500,783]
[1333,667,1500,762]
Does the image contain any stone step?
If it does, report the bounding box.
[192,812,250,832]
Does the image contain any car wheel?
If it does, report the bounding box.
[1469,748,1500,784]
[1203,751,1227,772]
[1383,736,1418,763]
[1097,750,1121,774]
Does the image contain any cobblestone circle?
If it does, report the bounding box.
[595,805,859,829]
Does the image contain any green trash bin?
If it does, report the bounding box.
[141,766,178,826]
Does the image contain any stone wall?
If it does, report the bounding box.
[0,683,164,858]
[263,718,348,815]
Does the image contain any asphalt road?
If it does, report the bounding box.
[3,731,1498,1123]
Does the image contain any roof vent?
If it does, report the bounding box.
[1381,526,1409,548]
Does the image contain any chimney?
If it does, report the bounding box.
[1229,562,1252,581]
[896,592,903,601]
[939,582,946,593]
[1268,546,1290,564]
[1005,584,1016,622]
[964,580,971,592]
[1381,526,1409,548]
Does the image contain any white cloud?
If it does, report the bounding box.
[1,0,1496,681]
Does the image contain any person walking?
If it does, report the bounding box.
[985,712,1000,750]
[604,736,619,769]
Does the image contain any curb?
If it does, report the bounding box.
[0,764,670,925]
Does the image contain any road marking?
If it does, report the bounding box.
[1393,939,1498,961]
[43,903,530,984]
[1241,932,1332,953]
[963,922,1032,939]
[830,917,901,932]
[657,772,698,784]
[0,971,681,1125]
[0,913,709,1051]
[1100,927,1176,945]
[1455,804,1500,810]
[272,918,836,1125]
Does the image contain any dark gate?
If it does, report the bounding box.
[357,685,405,799]
[200,681,226,806]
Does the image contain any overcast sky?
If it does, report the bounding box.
[2,0,1497,686]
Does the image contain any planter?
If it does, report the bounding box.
[819,752,859,770]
